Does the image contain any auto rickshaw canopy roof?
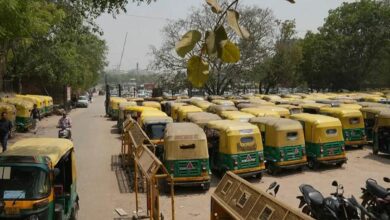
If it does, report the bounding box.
[1,97,34,109]
[2,138,73,166]
[319,107,363,118]
[360,106,390,115]
[142,101,161,109]
[250,117,303,131]
[164,123,208,160]
[220,111,254,121]
[300,103,330,110]
[206,120,260,135]
[358,102,389,108]
[187,112,221,125]
[211,99,235,106]
[119,101,137,110]
[338,103,362,110]
[241,107,282,117]
[248,106,290,116]
[290,113,342,128]
[208,105,238,114]
[190,100,214,110]
[142,115,173,125]
[127,106,161,113]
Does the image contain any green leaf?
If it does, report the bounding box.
[175,30,202,58]
[206,0,222,14]
[187,56,209,87]
[226,9,250,39]
[219,40,240,63]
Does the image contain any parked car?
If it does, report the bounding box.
[76,96,89,108]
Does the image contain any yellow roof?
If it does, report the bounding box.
[339,103,362,110]
[164,122,206,140]
[1,97,34,108]
[300,103,329,109]
[250,117,303,131]
[211,99,235,106]
[142,101,161,108]
[187,112,221,123]
[320,107,362,117]
[207,120,260,133]
[241,108,281,117]
[360,107,390,114]
[2,138,73,166]
[119,101,137,110]
[290,113,341,127]
[221,111,254,121]
[251,106,290,115]
[208,105,238,113]
[126,106,160,113]
[142,115,173,124]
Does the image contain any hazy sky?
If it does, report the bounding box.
[96,0,354,71]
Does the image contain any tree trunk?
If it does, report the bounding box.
[0,46,6,92]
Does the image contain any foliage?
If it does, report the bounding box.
[300,0,390,91]
[150,4,276,94]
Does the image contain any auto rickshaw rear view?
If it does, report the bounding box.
[372,110,390,155]
[249,117,307,174]
[290,113,347,169]
[163,123,211,190]
[205,120,265,178]
[0,138,79,220]
[1,97,34,131]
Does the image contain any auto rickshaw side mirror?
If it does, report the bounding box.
[52,168,60,177]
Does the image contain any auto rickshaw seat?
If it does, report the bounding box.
[366,179,390,199]
[300,184,324,206]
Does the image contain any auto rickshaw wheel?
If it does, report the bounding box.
[202,182,210,190]
[307,159,319,170]
[266,163,279,175]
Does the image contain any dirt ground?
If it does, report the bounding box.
[10,96,390,220]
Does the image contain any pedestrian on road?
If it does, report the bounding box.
[31,104,41,134]
[0,112,12,152]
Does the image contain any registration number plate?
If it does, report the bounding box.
[5,207,20,215]
[328,148,335,155]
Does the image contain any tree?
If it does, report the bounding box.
[150,4,276,95]
[250,20,302,94]
[300,0,390,91]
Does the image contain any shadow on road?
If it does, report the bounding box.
[363,153,390,165]
[111,155,132,193]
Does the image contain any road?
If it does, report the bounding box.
[13,95,390,220]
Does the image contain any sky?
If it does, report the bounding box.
[96,0,355,71]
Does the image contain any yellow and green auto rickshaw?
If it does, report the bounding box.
[372,110,390,155]
[15,95,44,117]
[204,120,265,178]
[186,112,221,128]
[0,138,79,220]
[27,95,54,116]
[241,107,281,118]
[163,123,211,190]
[319,107,366,147]
[108,97,127,119]
[0,102,16,132]
[249,117,307,174]
[170,103,189,121]
[300,103,329,114]
[220,111,254,122]
[125,106,162,124]
[290,113,347,169]
[26,95,47,116]
[142,101,161,111]
[1,97,33,131]
[360,107,389,142]
[141,115,173,158]
[177,105,203,122]
[116,101,137,131]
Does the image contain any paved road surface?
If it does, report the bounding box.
[13,95,390,220]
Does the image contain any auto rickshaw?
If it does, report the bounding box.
[220,111,254,122]
[241,107,281,118]
[117,101,137,131]
[1,97,33,131]
[125,106,162,124]
[170,102,188,121]
[27,95,54,116]
[277,104,303,114]
[290,113,347,169]
[207,105,238,115]
[300,103,329,114]
[211,100,235,106]
[360,107,389,142]
[319,107,366,147]
[108,97,127,119]
[142,101,161,110]
[249,117,307,174]
[357,102,389,108]
[236,103,263,110]
[141,115,173,158]
[339,103,362,110]
[204,120,265,178]
[372,110,390,155]
[186,112,221,128]
[0,138,79,220]
[177,105,203,122]
[15,95,44,116]
[0,102,16,132]
[163,123,211,190]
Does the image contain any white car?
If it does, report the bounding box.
[76,96,89,108]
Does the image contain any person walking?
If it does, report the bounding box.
[30,104,40,134]
[0,112,12,152]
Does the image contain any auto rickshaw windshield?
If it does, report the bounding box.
[145,123,166,139]
[0,166,50,200]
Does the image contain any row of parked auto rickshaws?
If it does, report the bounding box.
[0,95,53,132]
[109,93,390,190]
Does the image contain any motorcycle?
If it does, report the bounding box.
[266,181,280,197]
[361,177,390,220]
[297,180,362,220]
[57,125,71,139]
